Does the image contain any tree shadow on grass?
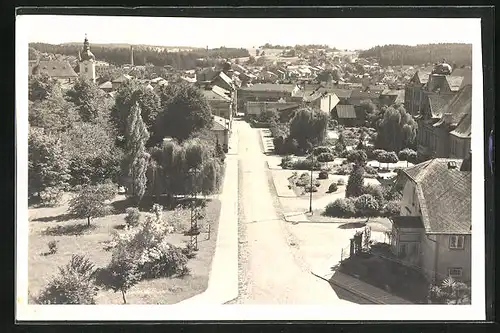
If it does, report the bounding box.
[42,223,97,236]
[32,213,76,223]
[338,221,367,229]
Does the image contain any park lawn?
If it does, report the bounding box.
[28,197,221,305]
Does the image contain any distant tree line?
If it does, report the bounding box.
[29,43,249,69]
[359,43,472,66]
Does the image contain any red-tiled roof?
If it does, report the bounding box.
[403,158,471,234]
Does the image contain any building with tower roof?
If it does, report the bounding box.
[78,34,96,83]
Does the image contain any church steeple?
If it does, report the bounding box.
[80,33,95,62]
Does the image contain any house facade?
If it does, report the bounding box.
[416,84,472,160]
[211,115,230,152]
[237,84,299,113]
[201,85,233,127]
[390,158,472,283]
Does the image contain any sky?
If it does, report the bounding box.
[19,16,478,50]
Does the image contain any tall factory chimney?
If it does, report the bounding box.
[130,45,134,66]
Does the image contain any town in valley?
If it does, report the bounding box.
[26,23,473,306]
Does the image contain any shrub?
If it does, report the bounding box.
[361,184,385,206]
[124,207,141,227]
[337,178,346,185]
[312,146,332,156]
[371,149,386,160]
[354,194,380,216]
[304,185,318,193]
[39,186,65,207]
[346,149,368,166]
[47,240,58,255]
[280,155,294,169]
[317,152,335,162]
[36,255,98,304]
[324,198,356,217]
[383,200,401,217]
[181,242,198,259]
[346,165,365,198]
[335,163,354,175]
[364,165,378,175]
[328,182,338,193]
[111,213,190,279]
[386,151,399,164]
[295,172,311,187]
[318,170,329,179]
[292,158,321,170]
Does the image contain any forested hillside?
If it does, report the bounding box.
[359,43,472,66]
[29,43,250,69]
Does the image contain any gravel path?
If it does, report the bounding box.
[229,121,346,304]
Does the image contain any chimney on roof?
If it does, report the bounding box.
[460,150,472,171]
[447,161,458,169]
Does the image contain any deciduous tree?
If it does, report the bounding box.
[66,76,105,122]
[68,183,117,226]
[152,83,213,144]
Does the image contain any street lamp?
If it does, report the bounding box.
[309,153,315,214]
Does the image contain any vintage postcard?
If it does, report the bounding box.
[16,13,486,321]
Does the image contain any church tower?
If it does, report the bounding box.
[79,34,96,82]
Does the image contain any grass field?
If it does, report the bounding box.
[28,195,221,304]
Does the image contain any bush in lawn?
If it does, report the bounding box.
[304,184,318,193]
[337,178,346,185]
[385,151,399,164]
[383,200,401,217]
[312,146,332,156]
[318,170,329,179]
[36,255,98,304]
[124,207,141,227]
[398,148,417,166]
[317,152,335,163]
[346,149,368,166]
[280,155,294,169]
[283,137,300,155]
[335,163,354,175]
[181,242,198,259]
[111,213,190,279]
[39,186,65,207]
[371,149,387,160]
[328,182,338,193]
[47,240,58,255]
[354,194,380,216]
[292,158,321,170]
[346,164,365,198]
[295,172,310,187]
[361,184,385,206]
[324,198,356,217]
[364,165,378,175]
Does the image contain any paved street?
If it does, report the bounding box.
[232,120,349,304]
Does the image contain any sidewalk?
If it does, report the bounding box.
[178,137,239,305]
[311,256,413,305]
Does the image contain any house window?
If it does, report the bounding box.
[85,67,88,73]
[412,188,417,206]
[399,243,407,257]
[449,235,465,249]
[448,267,463,277]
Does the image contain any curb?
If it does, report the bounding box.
[310,271,383,304]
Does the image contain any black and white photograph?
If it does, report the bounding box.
[15,11,487,321]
